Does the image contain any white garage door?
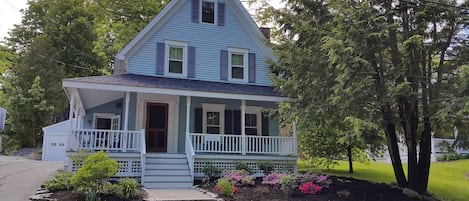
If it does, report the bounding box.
[44,133,67,161]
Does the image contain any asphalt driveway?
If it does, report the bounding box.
[0,155,64,201]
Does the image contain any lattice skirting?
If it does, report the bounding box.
[67,156,141,177]
[194,159,297,177]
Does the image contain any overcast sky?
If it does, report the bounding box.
[0,0,284,41]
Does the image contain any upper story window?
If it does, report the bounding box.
[202,0,215,24]
[228,48,248,82]
[165,40,188,77]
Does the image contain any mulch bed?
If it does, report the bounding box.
[205,176,437,201]
[51,189,147,201]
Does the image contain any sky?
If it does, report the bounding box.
[0,0,284,41]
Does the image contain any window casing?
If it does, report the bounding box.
[92,113,121,130]
[165,40,188,77]
[201,0,216,24]
[228,48,249,82]
[202,104,225,134]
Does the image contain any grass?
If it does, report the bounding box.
[298,159,469,201]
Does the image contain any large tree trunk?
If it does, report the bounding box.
[347,145,353,174]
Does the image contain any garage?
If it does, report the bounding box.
[42,119,75,161]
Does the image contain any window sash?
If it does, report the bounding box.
[202,1,215,23]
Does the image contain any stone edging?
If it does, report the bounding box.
[193,185,224,201]
[29,189,56,201]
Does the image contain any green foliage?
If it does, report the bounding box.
[216,178,235,198]
[437,153,463,162]
[279,174,296,196]
[201,162,222,185]
[258,160,274,174]
[44,170,73,192]
[114,178,139,200]
[71,151,119,201]
[234,161,252,174]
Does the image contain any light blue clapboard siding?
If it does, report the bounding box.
[128,0,272,86]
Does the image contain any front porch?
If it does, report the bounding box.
[62,74,298,188]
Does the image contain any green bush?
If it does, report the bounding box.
[71,151,120,201]
[279,174,296,196]
[234,161,252,174]
[216,178,236,198]
[258,161,274,174]
[437,153,462,161]
[44,170,73,192]
[201,162,222,185]
[114,178,139,200]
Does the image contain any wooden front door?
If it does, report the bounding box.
[145,103,168,152]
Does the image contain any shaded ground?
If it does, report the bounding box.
[207,176,436,201]
[52,189,147,201]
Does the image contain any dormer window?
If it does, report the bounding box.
[202,1,215,24]
[165,40,188,77]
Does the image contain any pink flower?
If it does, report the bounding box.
[215,184,221,192]
[232,187,239,194]
[299,182,322,194]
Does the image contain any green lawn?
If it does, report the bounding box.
[298,160,469,201]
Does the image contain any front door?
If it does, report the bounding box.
[145,103,168,152]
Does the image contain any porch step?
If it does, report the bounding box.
[143,154,193,189]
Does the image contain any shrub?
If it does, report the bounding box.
[258,160,274,174]
[201,162,222,185]
[44,170,73,192]
[299,182,322,195]
[224,170,254,186]
[262,173,286,186]
[437,153,462,161]
[114,178,139,200]
[234,161,252,174]
[71,151,120,201]
[215,178,236,198]
[279,174,296,196]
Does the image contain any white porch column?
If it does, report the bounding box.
[123,92,130,152]
[67,89,76,151]
[241,100,246,155]
[186,96,191,134]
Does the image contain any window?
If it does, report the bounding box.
[165,40,188,77]
[93,113,121,130]
[245,107,262,135]
[202,104,225,134]
[228,48,248,82]
[202,0,215,24]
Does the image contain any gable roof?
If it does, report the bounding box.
[114,0,274,74]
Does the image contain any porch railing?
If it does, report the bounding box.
[188,133,296,155]
[69,129,142,152]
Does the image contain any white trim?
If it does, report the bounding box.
[202,103,225,134]
[63,81,290,102]
[200,0,218,25]
[244,106,262,136]
[165,40,189,78]
[136,93,179,153]
[228,47,249,82]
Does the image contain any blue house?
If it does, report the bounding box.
[57,0,297,189]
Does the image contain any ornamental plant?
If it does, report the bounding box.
[262,173,286,186]
[299,182,322,195]
[279,174,296,196]
[215,178,236,198]
[224,170,253,186]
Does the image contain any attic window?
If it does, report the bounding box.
[202,1,215,24]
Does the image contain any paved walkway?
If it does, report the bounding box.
[0,155,64,201]
[144,188,217,201]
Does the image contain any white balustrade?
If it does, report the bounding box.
[70,129,142,152]
[188,133,296,155]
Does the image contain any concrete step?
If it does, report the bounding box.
[146,164,189,170]
[146,153,186,159]
[144,182,193,189]
[145,169,190,176]
[144,175,192,183]
[146,158,188,164]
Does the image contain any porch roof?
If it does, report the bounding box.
[63,74,289,102]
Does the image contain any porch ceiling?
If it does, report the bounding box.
[63,74,290,102]
[78,89,123,109]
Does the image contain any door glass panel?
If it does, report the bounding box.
[149,105,166,129]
